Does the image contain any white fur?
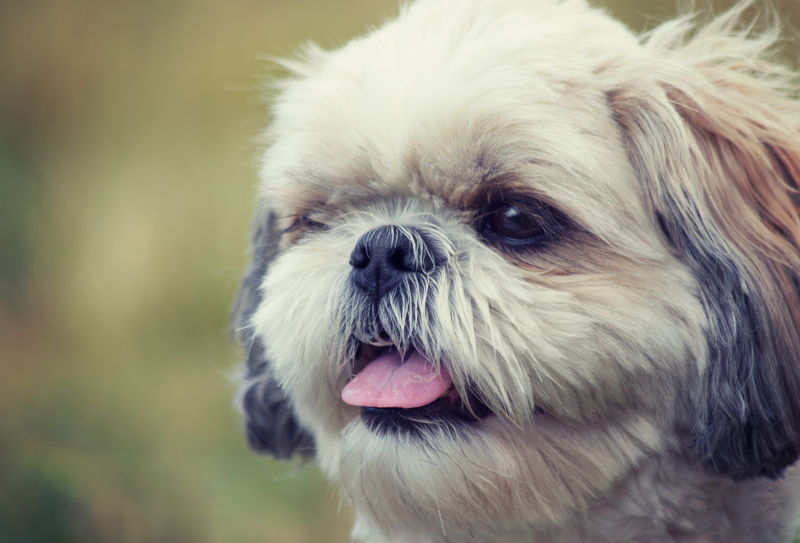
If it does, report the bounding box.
[239,1,800,541]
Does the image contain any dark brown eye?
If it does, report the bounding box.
[301,215,327,231]
[283,213,328,236]
[488,203,545,241]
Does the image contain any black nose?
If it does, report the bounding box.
[349,225,442,299]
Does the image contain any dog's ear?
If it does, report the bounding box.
[233,206,315,459]
[608,6,800,479]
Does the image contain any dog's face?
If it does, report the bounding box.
[235,0,800,540]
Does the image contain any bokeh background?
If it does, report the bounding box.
[1,1,798,542]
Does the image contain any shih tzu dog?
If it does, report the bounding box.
[233,0,800,541]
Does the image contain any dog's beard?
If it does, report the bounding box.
[251,198,706,537]
[337,407,664,536]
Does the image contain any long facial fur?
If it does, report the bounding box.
[251,196,703,534]
[235,1,800,541]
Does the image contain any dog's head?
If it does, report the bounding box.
[235,0,800,538]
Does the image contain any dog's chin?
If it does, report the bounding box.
[336,410,528,534]
[333,401,663,540]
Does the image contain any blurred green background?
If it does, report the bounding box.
[1,1,798,542]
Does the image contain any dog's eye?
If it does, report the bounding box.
[487,204,544,240]
[479,199,573,249]
[284,213,328,235]
[301,215,327,231]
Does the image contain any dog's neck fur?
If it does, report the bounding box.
[351,458,800,543]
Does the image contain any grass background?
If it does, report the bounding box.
[1,1,798,542]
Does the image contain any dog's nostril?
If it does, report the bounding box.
[387,247,413,271]
[349,244,369,269]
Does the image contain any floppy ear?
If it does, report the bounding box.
[233,206,315,459]
[608,6,800,479]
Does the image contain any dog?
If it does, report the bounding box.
[233,0,800,541]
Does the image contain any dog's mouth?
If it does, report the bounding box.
[342,342,493,435]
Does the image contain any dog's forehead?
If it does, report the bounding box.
[259,0,643,222]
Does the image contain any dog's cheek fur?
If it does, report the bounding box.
[432,240,706,424]
[233,206,316,459]
[250,232,358,445]
[607,7,800,479]
[239,355,316,459]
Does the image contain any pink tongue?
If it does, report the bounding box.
[342,350,452,409]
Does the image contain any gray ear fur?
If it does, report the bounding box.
[606,9,800,479]
[233,207,315,459]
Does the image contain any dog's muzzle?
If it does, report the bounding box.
[343,224,489,434]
